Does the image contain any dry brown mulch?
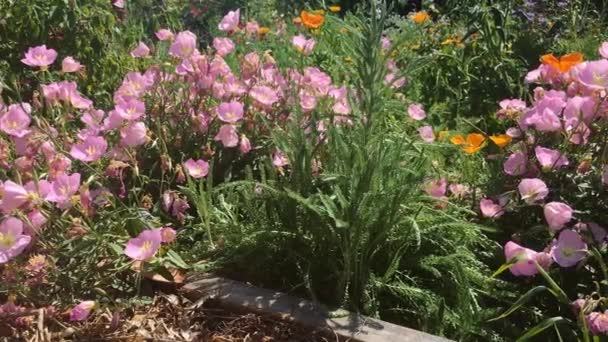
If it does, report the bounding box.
[4,294,339,342]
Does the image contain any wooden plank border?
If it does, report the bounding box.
[182,274,452,342]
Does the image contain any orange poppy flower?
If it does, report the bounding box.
[410,11,430,24]
[452,134,486,154]
[328,5,341,13]
[540,52,584,73]
[450,135,466,145]
[489,134,512,148]
[300,10,325,29]
[257,27,270,35]
[461,133,486,154]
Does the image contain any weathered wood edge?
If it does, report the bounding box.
[181,274,453,342]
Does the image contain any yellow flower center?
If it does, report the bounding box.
[592,72,606,86]
[140,240,153,253]
[0,232,15,247]
[86,146,98,156]
[60,186,70,195]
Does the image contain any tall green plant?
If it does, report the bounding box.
[188,2,510,340]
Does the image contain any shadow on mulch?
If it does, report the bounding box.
[5,294,340,342]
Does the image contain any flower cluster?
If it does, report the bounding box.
[0,7,352,323]
[471,43,608,335]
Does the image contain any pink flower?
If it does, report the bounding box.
[299,91,317,112]
[518,178,549,204]
[480,198,504,218]
[535,146,569,171]
[69,301,96,321]
[1,181,31,213]
[504,241,545,277]
[169,31,197,58]
[46,173,81,204]
[564,96,596,125]
[272,150,289,168]
[381,36,391,52]
[245,21,260,34]
[218,9,240,32]
[112,0,124,8]
[0,103,31,138]
[449,184,470,199]
[155,29,174,41]
[551,229,587,267]
[124,229,162,261]
[214,124,239,147]
[504,152,527,176]
[418,126,435,142]
[600,42,608,59]
[116,72,154,98]
[520,95,565,131]
[103,110,124,131]
[42,80,92,109]
[171,197,189,224]
[61,57,83,73]
[385,73,406,88]
[25,180,51,201]
[239,135,251,154]
[408,103,426,121]
[21,45,57,69]
[497,98,526,119]
[302,67,332,95]
[224,77,247,96]
[525,67,542,84]
[213,37,235,57]
[571,299,586,314]
[24,210,47,235]
[0,217,31,264]
[587,311,608,335]
[120,122,147,148]
[217,101,244,123]
[69,136,108,162]
[183,159,209,178]
[572,60,608,90]
[160,227,176,243]
[506,127,522,138]
[130,42,150,58]
[566,121,591,145]
[292,35,316,55]
[329,86,350,115]
[544,202,573,230]
[250,85,279,107]
[115,98,145,121]
[423,178,447,198]
[533,108,562,132]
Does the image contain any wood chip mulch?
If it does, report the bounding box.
[3,294,340,342]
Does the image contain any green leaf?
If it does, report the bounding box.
[488,286,551,322]
[491,261,514,278]
[535,262,570,304]
[166,250,190,269]
[516,317,570,342]
[109,242,123,256]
